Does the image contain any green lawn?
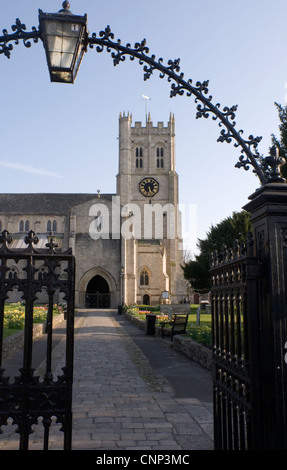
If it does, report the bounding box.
[187,312,212,347]
[3,328,21,339]
[126,304,213,348]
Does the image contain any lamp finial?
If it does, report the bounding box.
[59,1,71,13]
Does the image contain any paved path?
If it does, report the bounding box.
[0,309,214,451]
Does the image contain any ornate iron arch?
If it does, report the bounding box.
[0,17,285,185]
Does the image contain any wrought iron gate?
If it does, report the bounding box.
[210,236,262,450]
[0,230,75,450]
[85,292,110,308]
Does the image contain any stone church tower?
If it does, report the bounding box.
[117,112,186,305]
[0,113,186,308]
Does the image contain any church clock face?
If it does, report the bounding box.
[139,177,159,197]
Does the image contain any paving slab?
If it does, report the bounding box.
[0,309,214,451]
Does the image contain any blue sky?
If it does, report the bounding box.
[1,0,287,254]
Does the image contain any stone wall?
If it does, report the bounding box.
[72,197,121,308]
[124,311,212,370]
[2,313,65,359]
[160,304,191,314]
[173,336,212,370]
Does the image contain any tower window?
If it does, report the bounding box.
[140,269,149,286]
[136,147,143,168]
[156,147,164,168]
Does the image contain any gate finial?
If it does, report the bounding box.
[262,146,286,183]
[0,229,12,252]
[24,230,39,251]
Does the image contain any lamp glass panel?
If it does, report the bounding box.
[50,51,62,67]
[62,37,78,54]
[44,18,82,66]
[44,20,63,35]
[62,21,81,37]
[61,52,74,68]
[47,35,62,53]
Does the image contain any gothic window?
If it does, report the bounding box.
[140,269,149,286]
[136,147,143,168]
[0,220,2,232]
[8,266,18,279]
[38,266,48,280]
[19,220,24,232]
[156,147,164,168]
[24,220,29,232]
[47,220,57,232]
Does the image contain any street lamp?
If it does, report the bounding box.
[39,1,87,84]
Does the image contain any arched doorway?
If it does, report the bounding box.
[143,294,150,305]
[85,275,110,308]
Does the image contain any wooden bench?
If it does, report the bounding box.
[161,313,189,341]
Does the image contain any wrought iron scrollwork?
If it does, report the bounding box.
[1,13,285,185]
[86,27,274,185]
[0,18,40,58]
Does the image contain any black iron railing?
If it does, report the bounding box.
[0,230,75,450]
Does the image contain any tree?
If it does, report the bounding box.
[183,210,252,292]
[271,102,287,179]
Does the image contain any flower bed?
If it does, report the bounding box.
[124,305,212,347]
[3,303,63,337]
